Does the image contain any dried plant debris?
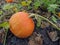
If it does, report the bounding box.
[28,39,36,45]
[41,21,50,28]
[42,12,51,18]
[57,20,60,28]
[48,31,59,41]
[28,32,43,45]
[35,34,43,45]
[0,28,5,43]
[38,29,59,45]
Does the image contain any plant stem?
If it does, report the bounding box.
[29,13,60,30]
[3,29,8,45]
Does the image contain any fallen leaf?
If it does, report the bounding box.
[58,12,60,17]
[28,32,43,45]
[48,31,59,41]
[41,21,50,28]
[28,39,36,45]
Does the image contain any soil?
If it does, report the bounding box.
[0,0,60,45]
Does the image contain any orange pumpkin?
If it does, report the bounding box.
[6,0,13,3]
[9,12,35,38]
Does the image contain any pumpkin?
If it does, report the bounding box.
[9,12,35,38]
[6,0,13,3]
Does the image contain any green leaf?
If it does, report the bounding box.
[50,0,56,4]
[51,16,57,23]
[43,0,50,7]
[2,4,13,10]
[2,22,9,45]
[57,0,60,4]
[0,10,3,15]
[0,22,9,29]
[49,4,59,8]
[47,4,59,13]
[21,1,32,6]
[37,18,41,27]
[35,15,42,27]
[12,4,22,12]
[27,6,32,10]
[13,4,22,9]
[27,1,32,5]
[33,0,41,9]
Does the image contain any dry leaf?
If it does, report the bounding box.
[41,21,50,28]
[58,12,60,17]
[48,31,59,41]
[28,32,43,45]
